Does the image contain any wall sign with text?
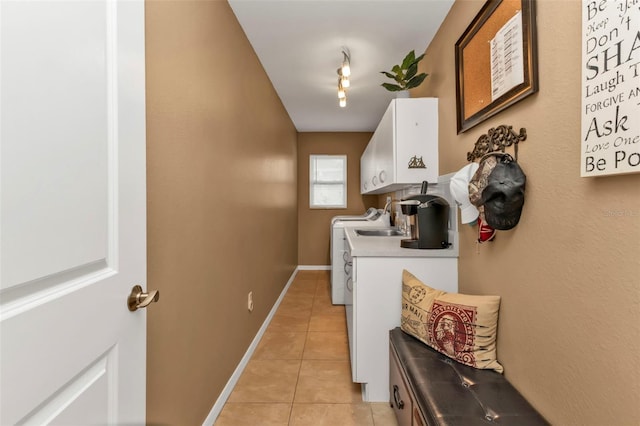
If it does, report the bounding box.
[581,0,640,177]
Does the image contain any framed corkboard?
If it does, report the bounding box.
[455,0,538,133]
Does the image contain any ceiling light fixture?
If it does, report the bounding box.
[338,79,346,100]
[337,73,347,108]
[337,48,350,108]
[341,49,351,77]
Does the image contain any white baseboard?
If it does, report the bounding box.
[201,267,300,426]
[297,265,330,270]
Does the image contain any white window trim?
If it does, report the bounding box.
[309,154,347,209]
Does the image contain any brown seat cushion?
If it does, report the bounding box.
[390,327,549,426]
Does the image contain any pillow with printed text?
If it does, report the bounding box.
[401,269,503,373]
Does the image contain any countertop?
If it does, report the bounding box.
[344,226,459,258]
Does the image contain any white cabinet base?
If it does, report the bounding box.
[346,256,457,402]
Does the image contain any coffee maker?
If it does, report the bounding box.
[400,181,450,249]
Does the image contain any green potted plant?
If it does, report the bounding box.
[380,50,428,92]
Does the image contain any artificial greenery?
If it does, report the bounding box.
[380,50,428,92]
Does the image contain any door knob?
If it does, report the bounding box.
[127,285,160,311]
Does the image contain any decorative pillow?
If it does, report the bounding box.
[400,269,503,373]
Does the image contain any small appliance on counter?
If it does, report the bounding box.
[400,181,450,249]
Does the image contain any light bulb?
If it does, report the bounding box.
[342,77,350,88]
[338,88,346,99]
[339,98,346,107]
[341,63,351,77]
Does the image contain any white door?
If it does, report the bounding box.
[0,1,148,424]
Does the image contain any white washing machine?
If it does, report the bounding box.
[330,208,390,304]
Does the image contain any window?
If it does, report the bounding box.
[309,155,347,209]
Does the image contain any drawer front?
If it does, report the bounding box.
[389,344,413,426]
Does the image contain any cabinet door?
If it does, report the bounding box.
[346,256,357,382]
[395,98,438,185]
[374,101,394,189]
[389,345,414,426]
[360,135,375,193]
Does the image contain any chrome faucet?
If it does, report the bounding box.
[383,197,396,214]
[383,197,403,228]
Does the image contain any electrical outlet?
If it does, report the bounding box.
[247,291,254,312]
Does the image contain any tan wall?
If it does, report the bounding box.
[412,1,640,424]
[145,2,298,424]
[298,133,378,265]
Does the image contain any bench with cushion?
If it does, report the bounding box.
[389,327,549,426]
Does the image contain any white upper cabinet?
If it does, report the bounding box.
[360,133,376,193]
[360,98,438,194]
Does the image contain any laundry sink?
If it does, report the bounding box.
[355,228,404,237]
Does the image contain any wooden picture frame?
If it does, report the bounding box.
[455,0,538,134]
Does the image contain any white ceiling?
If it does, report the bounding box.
[228,0,454,132]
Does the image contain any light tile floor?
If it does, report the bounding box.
[215,270,399,426]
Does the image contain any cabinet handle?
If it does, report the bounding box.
[393,385,405,410]
[372,175,378,186]
[379,170,386,183]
